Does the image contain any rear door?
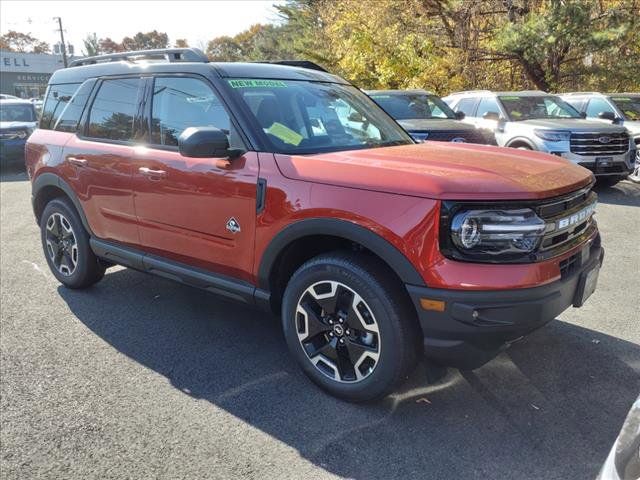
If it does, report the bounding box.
[131,75,259,280]
[62,77,144,246]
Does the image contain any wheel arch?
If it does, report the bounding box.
[32,173,92,234]
[258,218,425,311]
[505,137,537,149]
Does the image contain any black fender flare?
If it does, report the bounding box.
[257,218,426,289]
[32,172,93,235]
[505,137,537,150]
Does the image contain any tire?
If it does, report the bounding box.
[40,197,105,289]
[281,252,421,402]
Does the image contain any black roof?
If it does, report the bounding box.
[49,60,347,85]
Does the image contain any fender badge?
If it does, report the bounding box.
[226,217,241,234]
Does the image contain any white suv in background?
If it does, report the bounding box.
[443,90,636,184]
[562,92,640,182]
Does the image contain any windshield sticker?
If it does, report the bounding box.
[266,122,303,146]
[229,79,287,89]
[612,97,632,102]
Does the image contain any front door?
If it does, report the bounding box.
[132,75,259,281]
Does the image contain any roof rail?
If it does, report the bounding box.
[563,92,602,96]
[448,90,493,96]
[69,48,209,67]
[264,60,329,73]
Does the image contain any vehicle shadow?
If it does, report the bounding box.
[58,268,640,480]
[594,179,640,207]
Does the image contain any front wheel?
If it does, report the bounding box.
[281,253,420,402]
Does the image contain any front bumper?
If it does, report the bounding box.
[407,239,604,370]
[560,150,635,177]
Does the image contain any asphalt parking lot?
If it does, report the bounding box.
[1,167,639,480]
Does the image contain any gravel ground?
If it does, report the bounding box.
[1,168,639,480]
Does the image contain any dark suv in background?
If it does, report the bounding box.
[0,98,38,168]
[367,89,491,144]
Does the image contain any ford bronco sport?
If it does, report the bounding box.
[444,90,635,185]
[26,49,603,401]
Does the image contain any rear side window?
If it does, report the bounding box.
[40,83,80,129]
[454,97,478,116]
[87,78,141,141]
[150,76,234,147]
[53,80,95,133]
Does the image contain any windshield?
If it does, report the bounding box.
[228,79,413,154]
[610,96,640,121]
[369,93,456,120]
[498,95,581,121]
[0,104,35,122]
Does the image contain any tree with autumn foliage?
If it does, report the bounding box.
[0,30,49,53]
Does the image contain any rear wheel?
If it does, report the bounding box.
[40,198,105,288]
[281,253,420,402]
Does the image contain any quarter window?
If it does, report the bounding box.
[150,77,237,147]
[87,78,141,141]
[40,83,80,130]
[53,80,95,133]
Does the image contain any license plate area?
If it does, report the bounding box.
[574,264,600,307]
[596,157,613,168]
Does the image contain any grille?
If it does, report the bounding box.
[570,131,629,156]
[424,130,487,144]
[535,186,597,257]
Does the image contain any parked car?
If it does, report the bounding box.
[27,49,603,401]
[0,98,38,168]
[366,89,491,144]
[563,92,640,182]
[0,94,20,100]
[444,90,636,185]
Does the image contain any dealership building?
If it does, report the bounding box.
[0,51,68,99]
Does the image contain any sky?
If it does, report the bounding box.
[0,0,285,54]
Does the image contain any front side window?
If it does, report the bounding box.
[228,79,412,154]
[87,78,141,141]
[586,98,615,118]
[498,95,581,121]
[0,103,36,122]
[369,93,456,120]
[609,97,640,121]
[151,76,239,147]
[40,83,80,129]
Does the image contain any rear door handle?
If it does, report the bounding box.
[139,167,167,179]
[68,156,87,167]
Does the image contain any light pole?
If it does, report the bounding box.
[53,17,67,67]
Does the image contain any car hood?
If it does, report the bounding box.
[397,118,476,133]
[621,120,640,135]
[517,118,627,132]
[0,121,37,130]
[274,143,593,201]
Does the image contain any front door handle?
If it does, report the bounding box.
[68,156,87,167]
[139,167,167,179]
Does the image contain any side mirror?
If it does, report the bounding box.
[178,127,243,158]
[482,111,500,121]
[598,111,616,121]
[348,111,365,123]
[455,111,465,120]
[579,111,587,119]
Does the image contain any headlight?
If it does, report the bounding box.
[450,208,546,257]
[534,129,570,142]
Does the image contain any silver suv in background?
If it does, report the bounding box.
[443,90,636,184]
[562,92,640,182]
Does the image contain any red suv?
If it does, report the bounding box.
[26,49,603,401]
